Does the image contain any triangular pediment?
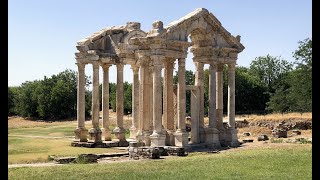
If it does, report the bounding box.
[159,8,244,52]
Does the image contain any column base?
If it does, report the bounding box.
[129,126,137,139]
[164,129,175,146]
[204,127,221,148]
[74,127,88,142]
[143,130,151,146]
[226,128,240,147]
[199,127,206,143]
[135,130,144,142]
[88,128,102,143]
[113,127,127,141]
[150,133,166,147]
[174,130,189,147]
[101,128,112,141]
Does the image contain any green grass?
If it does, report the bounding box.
[8,123,129,164]
[9,144,312,180]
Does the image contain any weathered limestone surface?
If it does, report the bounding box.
[163,59,175,146]
[129,66,139,139]
[74,8,244,149]
[101,64,111,141]
[114,63,127,143]
[75,63,88,142]
[175,58,188,146]
[150,56,165,147]
[89,62,102,143]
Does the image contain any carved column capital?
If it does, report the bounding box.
[131,65,140,74]
[228,63,236,71]
[194,62,204,71]
[116,63,124,71]
[209,63,217,71]
[178,58,186,66]
[76,63,86,71]
[101,63,112,71]
[138,55,150,67]
[217,63,224,72]
[92,61,99,69]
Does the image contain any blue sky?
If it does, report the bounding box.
[8,0,312,86]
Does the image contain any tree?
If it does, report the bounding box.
[267,38,312,114]
[15,81,40,118]
[286,39,312,113]
[10,69,91,120]
[8,86,20,115]
[249,55,293,92]
[234,66,269,114]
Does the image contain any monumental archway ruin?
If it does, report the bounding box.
[73,8,245,148]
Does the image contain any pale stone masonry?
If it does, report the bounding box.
[74,8,244,148]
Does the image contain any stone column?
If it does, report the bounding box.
[101,64,111,141]
[149,65,154,131]
[74,62,88,142]
[216,63,224,131]
[113,63,127,145]
[129,65,139,139]
[194,62,205,143]
[174,58,188,146]
[204,63,220,147]
[163,59,175,146]
[89,61,102,143]
[190,87,200,144]
[150,56,165,146]
[209,64,217,129]
[227,63,239,147]
[137,56,151,146]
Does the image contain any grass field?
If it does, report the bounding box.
[8,116,128,164]
[9,144,312,180]
[8,112,312,179]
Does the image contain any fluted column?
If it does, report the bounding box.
[149,65,154,131]
[190,87,200,144]
[150,56,165,146]
[174,58,188,146]
[74,62,88,142]
[227,63,239,147]
[216,63,224,131]
[137,56,151,146]
[209,63,217,129]
[204,63,221,147]
[163,59,175,145]
[101,63,111,141]
[89,61,102,143]
[129,65,139,139]
[228,63,236,128]
[113,63,127,144]
[195,62,205,143]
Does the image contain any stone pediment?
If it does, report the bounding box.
[76,22,147,58]
[158,8,244,53]
[75,8,244,65]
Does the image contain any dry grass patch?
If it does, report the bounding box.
[8,116,77,129]
[236,112,312,122]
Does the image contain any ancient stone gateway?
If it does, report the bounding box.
[73,8,244,149]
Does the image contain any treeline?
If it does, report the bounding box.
[8,38,311,120]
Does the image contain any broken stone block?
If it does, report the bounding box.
[272,128,287,138]
[257,134,269,141]
[242,139,254,143]
[292,130,301,135]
